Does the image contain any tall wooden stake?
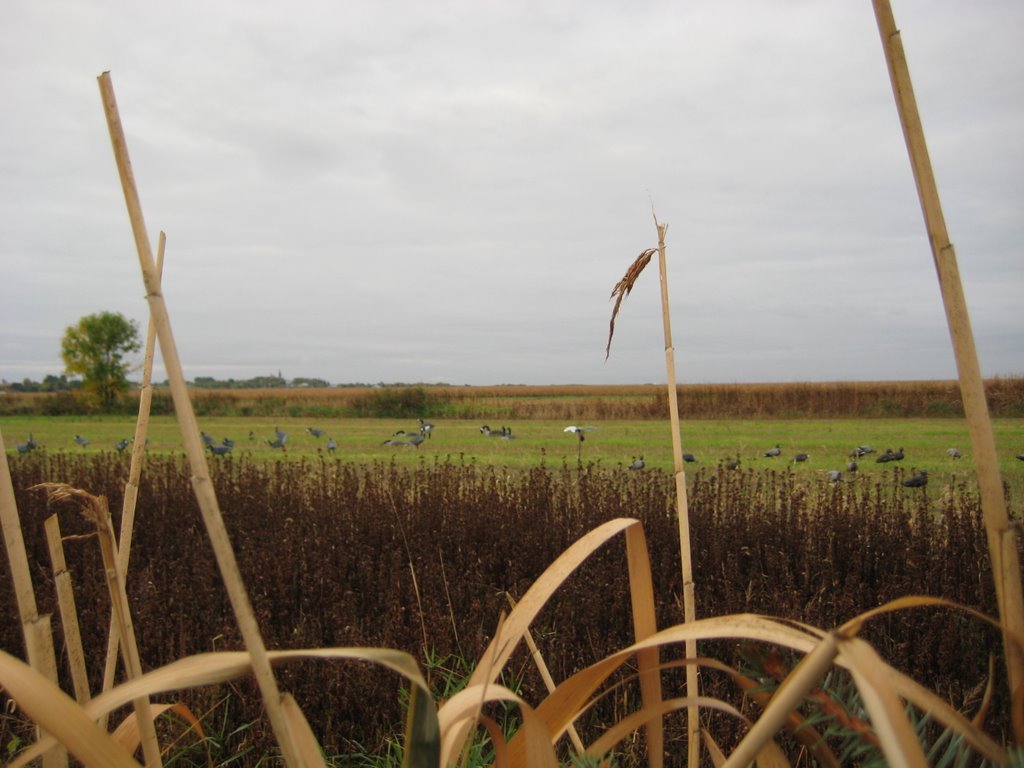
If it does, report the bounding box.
[872,0,1024,740]
[655,221,701,766]
[97,71,305,766]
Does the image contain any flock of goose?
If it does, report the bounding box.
[11,428,1024,488]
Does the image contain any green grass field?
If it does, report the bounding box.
[4,414,1024,501]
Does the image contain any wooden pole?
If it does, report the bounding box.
[96,71,305,767]
[654,221,701,767]
[872,0,1024,740]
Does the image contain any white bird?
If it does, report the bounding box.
[563,426,596,434]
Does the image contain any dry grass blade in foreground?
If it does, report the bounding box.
[605,247,654,361]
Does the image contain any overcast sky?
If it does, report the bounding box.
[2,2,1021,387]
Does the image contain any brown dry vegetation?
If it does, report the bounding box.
[3,377,1023,420]
[1,450,1012,762]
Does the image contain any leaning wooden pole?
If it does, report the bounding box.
[96,71,305,767]
[654,221,701,767]
[872,0,1024,740]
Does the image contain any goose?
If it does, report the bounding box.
[74,434,90,447]
[268,434,287,450]
[764,444,782,458]
[26,433,37,450]
[794,453,809,463]
[946,447,961,459]
[628,455,645,471]
[855,445,875,458]
[418,418,435,439]
[408,433,427,448]
[326,437,337,453]
[682,453,697,463]
[725,457,741,470]
[201,431,215,446]
[115,438,131,453]
[847,455,859,473]
[826,470,842,482]
[877,447,904,463]
[902,469,928,488]
[307,427,325,438]
[222,437,235,448]
[208,443,232,456]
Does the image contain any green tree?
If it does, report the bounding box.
[61,311,141,410]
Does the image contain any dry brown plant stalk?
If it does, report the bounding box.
[873,0,1024,739]
[605,247,655,361]
[32,482,162,766]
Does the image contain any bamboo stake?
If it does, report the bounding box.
[100,230,166,719]
[44,515,91,705]
[653,221,701,767]
[96,71,305,767]
[0,430,67,768]
[872,0,1024,740]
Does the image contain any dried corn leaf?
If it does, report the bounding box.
[109,702,207,761]
[606,248,655,360]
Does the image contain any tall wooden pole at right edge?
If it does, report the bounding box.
[872,0,1024,740]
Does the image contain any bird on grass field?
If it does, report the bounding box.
[902,469,928,488]
[628,455,645,471]
[74,434,90,447]
[201,431,215,446]
[16,433,37,454]
[794,453,809,464]
[208,443,232,456]
[946,447,962,459]
[307,427,325,438]
[1017,453,1024,462]
[480,425,512,438]
[326,437,337,453]
[855,445,875,458]
[418,418,435,439]
[764,444,782,458]
[268,432,287,450]
[876,447,904,463]
[725,457,741,471]
[682,452,697,463]
[826,470,842,482]
[115,438,131,453]
[847,455,859,473]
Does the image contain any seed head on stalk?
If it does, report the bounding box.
[606,247,656,361]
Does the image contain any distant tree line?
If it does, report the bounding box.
[0,375,82,393]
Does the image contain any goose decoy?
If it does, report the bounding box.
[26,433,38,450]
[876,447,904,463]
[307,427,325,438]
[794,453,809,463]
[1017,453,1024,461]
[855,445,875,458]
[628,455,645,471]
[682,453,697,463]
[115,438,131,453]
[274,425,287,440]
[826,470,842,482]
[946,447,961,459]
[208,443,232,456]
[499,426,516,440]
[15,440,33,454]
[222,437,235,448]
[725,457,741,470]
[408,433,426,448]
[74,434,90,447]
[201,431,215,446]
[268,434,287,450]
[418,418,434,439]
[326,437,337,453]
[847,455,859,473]
[764,444,782,458]
[902,469,928,488]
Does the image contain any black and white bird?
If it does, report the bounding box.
[946,447,962,459]
[418,418,435,439]
[628,455,645,471]
[480,425,511,438]
[115,438,131,453]
[307,427,325,438]
[1017,453,1024,462]
[764,444,782,458]
[855,445,875,458]
[902,469,929,488]
[74,434,90,447]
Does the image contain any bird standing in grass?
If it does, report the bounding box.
[682,452,697,463]
[115,438,131,453]
[74,435,89,447]
[326,437,337,453]
[855,445,875,458]
[827,470,842,482]
[847,455,859,473]
[903,469,928,488]
[764,444,781,458]
[794,453,809,463]
[877,447,904,463]
[307,427,325,438]
[208,443,232,456]
[268,433,287,450]
[946,447,961,459]
[418,418,434,439]
[628,455,645,470]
